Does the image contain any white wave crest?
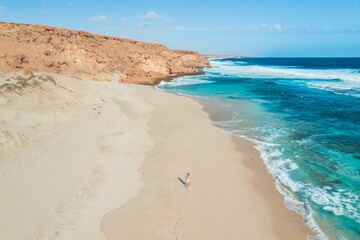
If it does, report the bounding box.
[306,82,360,97]
[157,77,213,87]
[208,60,360,97]
[208,60,360,83]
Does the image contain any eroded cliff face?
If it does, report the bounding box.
[0,22,209,84]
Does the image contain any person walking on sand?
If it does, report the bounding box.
[185,173,191,188]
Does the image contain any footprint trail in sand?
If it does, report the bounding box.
[173,188,190,240]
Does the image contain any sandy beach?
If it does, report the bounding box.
[0,74,311,239]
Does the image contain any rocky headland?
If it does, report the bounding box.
[0,22,209,84]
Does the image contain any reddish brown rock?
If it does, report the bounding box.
[0,22,210,84]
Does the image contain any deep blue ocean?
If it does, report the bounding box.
[158,58,360,240]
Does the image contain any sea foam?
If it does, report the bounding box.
[158,77,214,87]
[208,60,360,97]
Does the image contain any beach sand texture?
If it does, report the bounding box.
[0,74,153,239]
[0,74,311,239]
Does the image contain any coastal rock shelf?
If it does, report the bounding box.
[0,22,209,84]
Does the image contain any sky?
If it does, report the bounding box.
[1,0,360,56]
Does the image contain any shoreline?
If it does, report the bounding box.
[101,86,312,239]
[231,135,312,238]
[200,99,314,238]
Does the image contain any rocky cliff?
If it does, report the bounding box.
[0,22,209,84]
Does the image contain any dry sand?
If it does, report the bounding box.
[0,74,312,239]
[0,74,154,240]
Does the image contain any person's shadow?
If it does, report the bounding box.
[178,177,187,188]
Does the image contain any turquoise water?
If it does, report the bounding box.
[158,58,360,240]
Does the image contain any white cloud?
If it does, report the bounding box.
[273,24,283,31]
[87,15,108,22]
[242,24,283,32]
[140,11,168,20]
